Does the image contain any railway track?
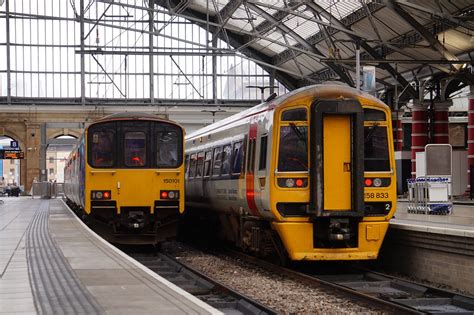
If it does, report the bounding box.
[126,249,277,314]
[223,250,474,314]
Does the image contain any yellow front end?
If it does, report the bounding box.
[85,167,184,244]
[272,221,389,260]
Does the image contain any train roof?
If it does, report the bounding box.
[89,112,181,128]
[186,84,388,140]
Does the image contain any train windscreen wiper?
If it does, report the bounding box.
[289,122,306,142]
[364,123,379,144]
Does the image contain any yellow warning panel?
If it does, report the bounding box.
[323,115,351,211]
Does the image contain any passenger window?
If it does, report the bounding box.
[189,153,197,178]
[90,129,115,167]
[281,108,307,121]
[196,152,205,177]
[124,132,146,167]
[259,135,268,170]
[212,147,223,176]
[221,145,232,175]
[278,126,308,172]
[156,129,179,168]
[232,141,243,174]
[184,155,189,177]
[203,151,212,177]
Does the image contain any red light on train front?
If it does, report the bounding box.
[295,179,304,187]
[160,190,179,199]
[91,190,112,200]
[161,191,168,199]
[364,178,373,187]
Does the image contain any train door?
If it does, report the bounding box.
[255,133,269,212]
[309,99,364,217]
[245,120,259,216]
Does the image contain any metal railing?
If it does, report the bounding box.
[31,182,65,199]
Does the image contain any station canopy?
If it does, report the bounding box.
[156,0,474,99]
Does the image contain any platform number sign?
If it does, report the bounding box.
[10,140,18,149]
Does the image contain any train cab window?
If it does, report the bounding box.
[189,153,197,178]
[212,147,223,177]
[259,135,268,170]
[364,108,386,121]
[364,124,390,171]
[221,145,232,175]
[124,132,147,167]
[231,141,243,174]
[203,151,212,177]
[90,129,115,168]
[278,125,308,172]
[156,128,180,168]
[282,108,307,121]
[196,152,205,177]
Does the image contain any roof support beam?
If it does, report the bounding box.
[154,0,299,89]
[273,2,383,65]
[246,2,354,86]
[384,0,459,71]
[305,2,416,98]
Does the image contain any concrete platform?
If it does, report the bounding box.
[0,197,221,315]
[392,200,474,238]
[379,200,474,295]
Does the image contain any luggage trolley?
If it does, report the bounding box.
[407,177,452,215]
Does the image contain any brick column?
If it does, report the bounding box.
[433,101,451,144]
[468,90,474,191]
[392,111,403,151]
[411,102,429,177]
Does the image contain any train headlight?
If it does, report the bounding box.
[91,190,112,200]
[160,190,179,200]
[373,178,382,187]
[285,178,295,188]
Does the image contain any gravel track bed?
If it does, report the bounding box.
[163,242,385,314]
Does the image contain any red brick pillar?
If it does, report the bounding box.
[433,101,450,144]
[411,102,429,178]
[468,92,474,191]
[392,111,403,151]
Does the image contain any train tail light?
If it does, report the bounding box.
[160,190,179,200]
[278,178,308,188]
[364,178,373,187]
[365,178,390,187]
[91,190,112,200]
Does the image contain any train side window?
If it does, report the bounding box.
[203,151,212,177]
[281,108,307,121]
[184,155,190,177]
[231,141,243,174]
[189,153,197,178]
[259,135,268,170]
[124,132,147,167]
[90,129,115,167]
[196,152,205,177]
[212,147,223,177]
[221,145,232,175]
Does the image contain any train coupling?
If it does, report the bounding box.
[127,210,145,229]
[328,219,351,241]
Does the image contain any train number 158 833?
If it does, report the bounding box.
[365,192,389,199]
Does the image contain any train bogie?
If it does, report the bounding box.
[185,85,396,261]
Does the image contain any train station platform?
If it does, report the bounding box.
[380,200,474,295]
[391,200,474,238]
[0,197,220,314]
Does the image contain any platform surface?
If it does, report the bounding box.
[0,197,220,315]
[391,200,474,238]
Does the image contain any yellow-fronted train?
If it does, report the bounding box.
[64,112,184,244]
[184,85,396,262]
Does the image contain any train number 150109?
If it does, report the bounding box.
[365,192,389,199]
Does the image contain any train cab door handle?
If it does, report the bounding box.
[343,162,351,172]
[117,181,121,194]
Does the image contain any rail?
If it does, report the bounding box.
[223,249,474,314]
[125,249,277,315]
